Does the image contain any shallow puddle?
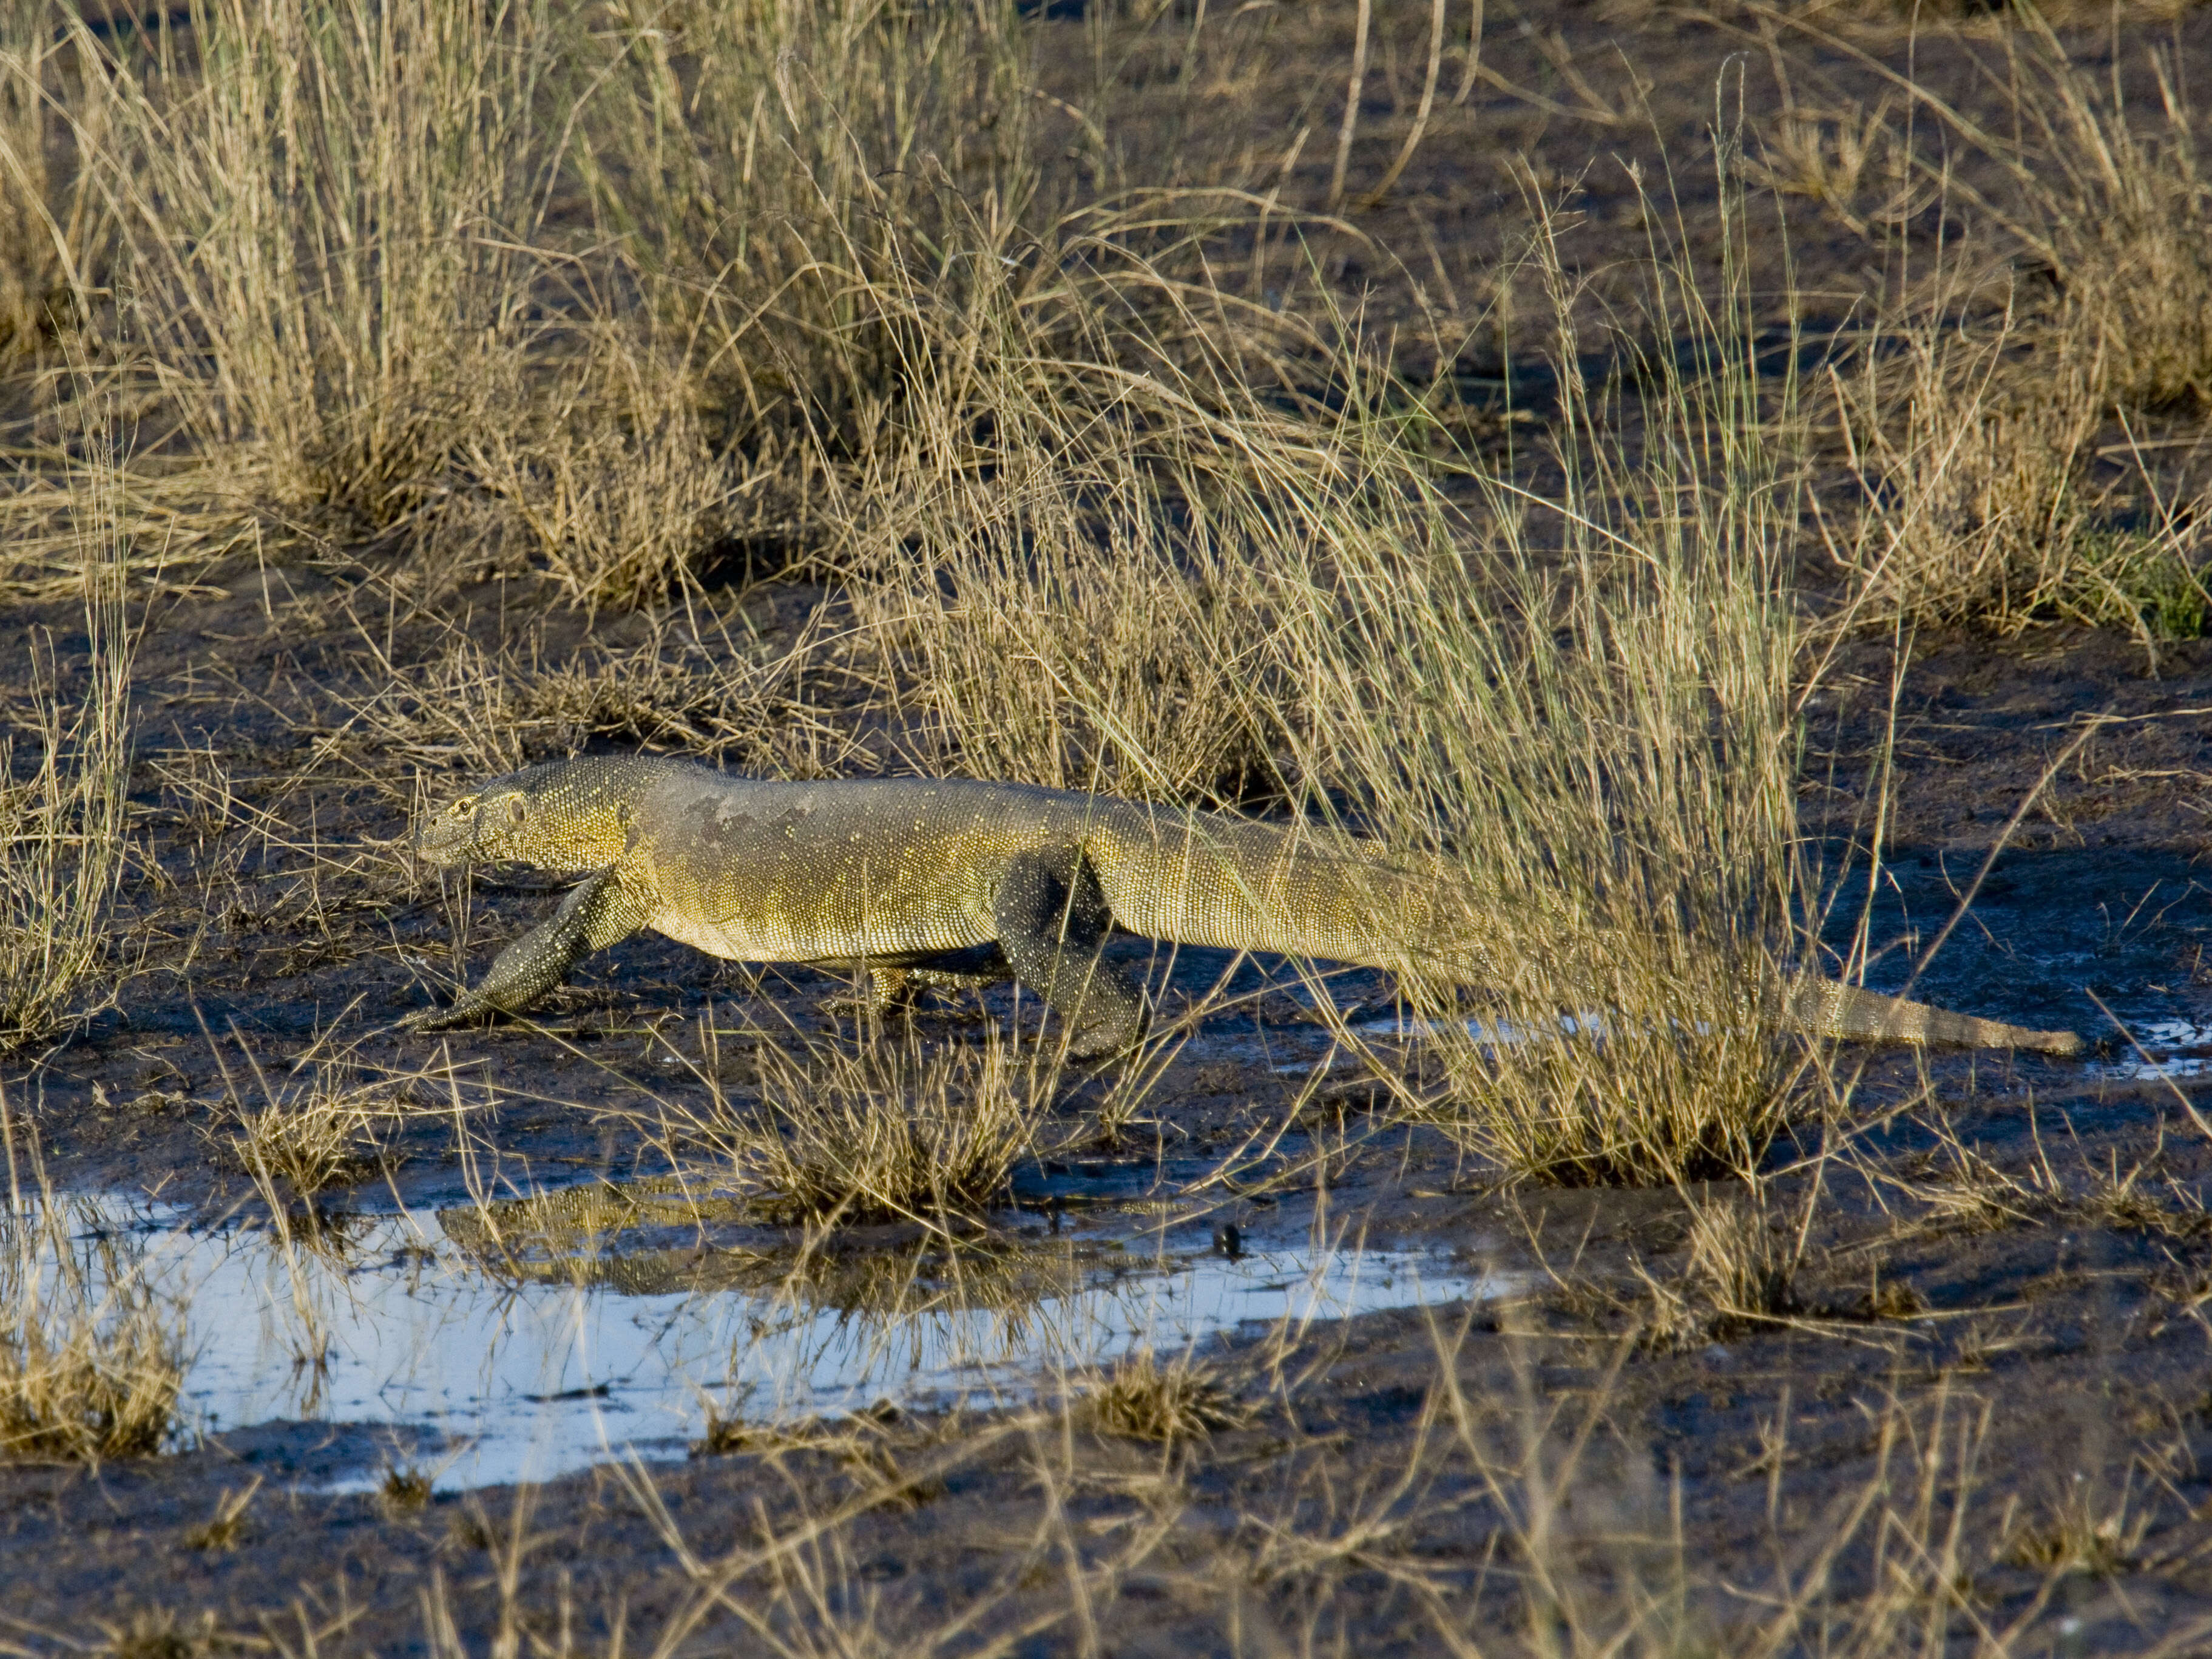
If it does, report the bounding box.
[55,1191,1511,1493]
[2088,1016,2212,1081]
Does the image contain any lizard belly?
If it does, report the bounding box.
[648,900,993,965]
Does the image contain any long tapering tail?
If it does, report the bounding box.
[1094,806,2086,1056]
[1788,979,2083,1054]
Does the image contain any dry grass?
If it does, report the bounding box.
[379,1464,435,1516]
[1992,18,2212,412]
[1638,1187,1804,1347]
[660,1019,1052,1227]
[831,188,1803,1182]
[1083,1348,1244,1444]
[0,1099,184,1463]
[1759,15,2212,640]
[1418,1342,2068,1657]
[93,1608,226,1659]
[1830,270,2210,643]
[0,419,136,1050]
[1834,303,2102,632]
[575,0,1038,507]
[64,0,550,530]
[732,72,1816,1185]
[1285,196,1806,1186]
[214,1050,405,1201]
[462,317,740,612]
[2001,1478,2152,1578]
[328,607,866,783]
[0,0,101,362]
[692,1399,908,1464]
[181,1479,260,1553]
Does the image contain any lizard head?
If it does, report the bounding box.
[412,762,639,872]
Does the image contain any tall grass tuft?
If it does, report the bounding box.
[0,0,104,361]
[853,159,1811,1181]
[1997,18,2212,410]
[774,115,1811,1181]
[1273,322,1807,1184]
[578,0,1037,494]
[464,316,736,612]
[217,1051,402,1202]
[1,424,135,1050]
[70,0,553,528]
[668,1020,1047,1226]
[1370,299,1804,1178]
[1084,1348,1243,1444]
[1835,297,2100,634]
[584,0,1355,731]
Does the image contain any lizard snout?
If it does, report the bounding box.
[410,796,484,867]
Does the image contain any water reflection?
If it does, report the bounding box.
[61,1190,1510,1493]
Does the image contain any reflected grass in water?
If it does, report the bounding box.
[1,1102,185,1462]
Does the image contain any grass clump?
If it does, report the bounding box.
[1834,292,2208,643]
[69,0,553,531]
[1781,10,2212,412]
[208,1028,411,1200]
[0,426,135,1050]
[341,611,864,782]
[1084,1349,1243,1444]
[0,6,98,362]
[182,1481,260,1552]
[379,1464,435,1515]
[672,1022,1047,1226]
[2060,524,2210,643]
[1836,311,2100,634]
[1285,205,1805,1186]
[577,0,1037,492]
[824,151,1813,1183]
[1999,21,2212,411]
[2002,1481,2150,1577]
[93,1609,225,1659]
[1,1105,185,1463]
[221,1063,400,1199]
[462,321,738,612]
[1639,1190,1802,1348]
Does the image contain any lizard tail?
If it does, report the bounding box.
[1095,812,2088,1058]
[1788,979,2083,1054]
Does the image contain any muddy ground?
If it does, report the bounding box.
[10,1,2212,1654]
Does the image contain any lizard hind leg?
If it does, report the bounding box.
[821,963,921,1022]
[822,946,1010,1022]
[990,846,1149,1059]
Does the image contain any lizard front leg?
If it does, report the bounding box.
[408,866,652,1030]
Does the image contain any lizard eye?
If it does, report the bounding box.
[449,795,479,816]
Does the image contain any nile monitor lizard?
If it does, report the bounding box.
[405,755,2085,1058]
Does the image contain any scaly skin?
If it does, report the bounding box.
[407,756,2086,1059]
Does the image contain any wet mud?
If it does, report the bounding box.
[9,561,2212,1652]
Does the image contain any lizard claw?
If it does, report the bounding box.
[402,994,499,1033]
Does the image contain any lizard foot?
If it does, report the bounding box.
[822,965,927,1025]
[820,991,918,1025]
